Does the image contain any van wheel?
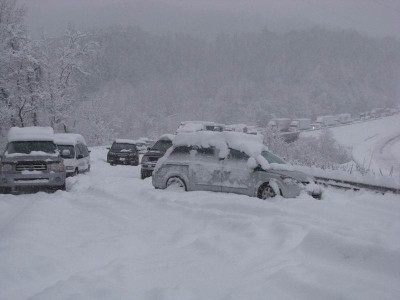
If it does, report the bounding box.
[257,183,276,199]
[74,168,79,176]
[166,176,187,191]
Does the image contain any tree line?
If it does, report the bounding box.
[1,0,399,146]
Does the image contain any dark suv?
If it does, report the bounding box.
[140,134,174,179]
[107,140,139,166]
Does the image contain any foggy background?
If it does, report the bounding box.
[22,0,400,39]
[1,0,400,145]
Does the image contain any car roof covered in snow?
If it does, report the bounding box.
[114,139,137,145]
[158,134,175,141]
[173,131,267,158]
[7,127,55,142]
[54,133,87,146]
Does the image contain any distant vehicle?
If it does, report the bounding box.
[315,115,336,127]
[176,121,224,133]
[289,118,311,131]
[335,113,352,124]
[0,127,66,193]
[268,118,291,132]
[55,133,90,177]
[152,131,322,199]
[224,124,261,135]
[141,134,174,179]
[107,139,139,166]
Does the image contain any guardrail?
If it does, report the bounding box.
[315,176,400,195]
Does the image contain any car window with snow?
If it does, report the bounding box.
[6,141,57,155]
[111,143,137,152]
[151,140,173,152]
[261,151,286,164]
[228,149,249,160]
[58,145,75,159]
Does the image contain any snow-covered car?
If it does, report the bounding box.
[152,131,322,199]
[55,133,90,176]
[107,139,139,166]
[141,134,174,179]
[0,127,66,193]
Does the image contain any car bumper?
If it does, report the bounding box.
[0,171,66,190]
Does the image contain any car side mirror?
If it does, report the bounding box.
[254,165,263,172]
[107,147,110,150]
[61,149,71,158]
[88,150,91,153]
[147,147,151,151]
[77,154,84,159]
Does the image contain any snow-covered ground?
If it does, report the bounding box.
[1,147,400,300]
[302,114,400,177]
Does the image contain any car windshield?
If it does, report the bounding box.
[151,140,172,152]
[261,151,286,164]
[111,143,137,152]
[57,145,75,159]
[6,141,57,155]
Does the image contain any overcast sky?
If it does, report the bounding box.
[21,0,400,39]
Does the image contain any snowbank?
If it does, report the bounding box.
[1,147,399,300]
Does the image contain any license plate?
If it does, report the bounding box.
[120,158,125,161]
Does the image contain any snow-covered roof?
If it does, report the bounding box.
[7,127,55,142]
[176,121,224,133]
[173,131,264,157]
[54,133,87,146]
[115,139,137,145]
[158,134,175,141]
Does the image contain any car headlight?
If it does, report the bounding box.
[66,166,75,171]
[281,177,300,185]
[141,156,149,163]
[0,163,12,172]
[50,161,65,172]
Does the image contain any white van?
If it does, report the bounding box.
[55,133,90,176]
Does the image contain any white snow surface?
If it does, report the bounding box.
[1,146,400,300]
[302,114,400,177]
[7,127,55,142]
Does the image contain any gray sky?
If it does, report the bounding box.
[21,0,400,39]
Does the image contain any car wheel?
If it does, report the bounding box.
[257,183,276,199]
[74,168,79,176]
[60,184,66,191]
[166,176,187,191]
[87,164,91,172]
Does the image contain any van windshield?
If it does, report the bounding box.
[6,141,57,155]
[58,145,75,159]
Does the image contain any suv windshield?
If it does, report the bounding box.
[151,140,172,152]
[111,143,137,152]
[261,151,286,164]
[6,141,57,155]
[58,145,75,159]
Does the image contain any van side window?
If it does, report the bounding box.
[228,149,249,161]
[75,144,82,158]
[171,146,192,155]
[197,147,214,156]
[79,144,89,157]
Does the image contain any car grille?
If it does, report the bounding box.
[16,161,47,172]
[148,157,159,162]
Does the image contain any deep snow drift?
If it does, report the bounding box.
[0,147,399,300]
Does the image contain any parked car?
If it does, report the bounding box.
[315,115,336,127]
[107,139,139,166]
[141,134,174,179]
[267,118,291,132]
[0,127,66,193]
[289,118,311,131]
[152,131,322,199]
[176,121,224,133]
[55,133,90,176]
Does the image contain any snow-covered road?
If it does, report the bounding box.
[302,114,400,177]
[1,147,400,300]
